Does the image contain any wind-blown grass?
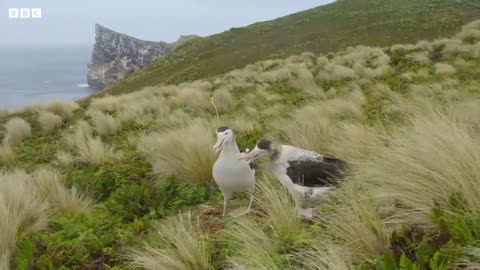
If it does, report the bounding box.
[356,113,480,227]
[44,101,79,120]
[3,117,31,146]
[0,144,15,165]
[87,110,121,136]
[129,212,210,270]
[0,171,50,261]
[37,111,63,132]
[227,218,283,270]
[31,167,91,214]
[137,122,216,185]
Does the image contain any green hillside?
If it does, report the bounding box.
[1,17,480,268]
[97,0,480,96]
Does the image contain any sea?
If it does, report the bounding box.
[0,45,98,110]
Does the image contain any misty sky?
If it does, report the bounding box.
[0,0,333,46]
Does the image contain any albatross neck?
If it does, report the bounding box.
[219,140,240,158]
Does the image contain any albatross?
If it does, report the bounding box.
[244,139,346,218]
[212,127,256,216]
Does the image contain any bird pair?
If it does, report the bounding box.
[212,127,346,218]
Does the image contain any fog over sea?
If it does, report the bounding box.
[0,45,97,109]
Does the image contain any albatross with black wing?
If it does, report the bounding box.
[244,139,346,218]
[212,127,256,217]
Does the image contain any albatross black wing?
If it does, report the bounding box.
[286,156,346,188]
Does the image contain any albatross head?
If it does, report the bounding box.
[244,139,275,162]
[213,126,234,153]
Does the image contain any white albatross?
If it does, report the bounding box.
[244,139,347,218]
[212,127,256,216]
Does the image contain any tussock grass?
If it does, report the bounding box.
[137,122,216,185]
[0,144,15,165]
[435,63,456,75]
[89,95,121,112]
[37,111,63,132]
[169,86,212,114]
[0,253,10,270]
[276,92,364,155]
[63,120,117,166]
[2,117,31,146]
[44,101,79,120]
[55,150,75,168]
[129,212,210,270]
[356,113,480,227]
[321,63,357,80]
[297,243,353,270]
[456,246,480,269]
[63,120,93,149]
[75,136,117,166]
[31,167,91,214]
[87,110,121,136]
[0,171,50,259]
[212,87,235,113]
[255,177,301,235]
[318,183,389,261]
[227,218,282,270]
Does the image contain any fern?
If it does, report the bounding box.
[15,237,34,270]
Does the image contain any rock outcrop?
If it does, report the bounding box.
[87,24,197,89]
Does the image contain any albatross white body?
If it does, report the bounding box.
[212,127,255,216]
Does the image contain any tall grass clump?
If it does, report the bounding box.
[0,144,15,165]
[55,150,74,168]
[31,167,91,214]
[129,212,210,270]
[0,171,50,261]
[169,85,212,114]
[37,111,63,132]
[296,243,353,270]
[227,218,284,270]
[317,183,389,261]
[2,117,31,146]
[226,178,306,269]
[63,120,93,149]
[211,87,235,113]
[435,63,456,75]
[87,110,121,136]
[63,121,116,166]
[353,113,480,227]
[44,101,79,120]
[275,92,364,155]
[75,136,117,166]
[255,177,302,237]
[137,122,216,185]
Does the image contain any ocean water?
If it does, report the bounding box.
[0,46,98,109]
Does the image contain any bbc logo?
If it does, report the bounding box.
[8,8,42,19]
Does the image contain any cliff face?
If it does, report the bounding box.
[87,24,197,89]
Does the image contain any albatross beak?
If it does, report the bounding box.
[213,138,225,153]
[244,149,260,163]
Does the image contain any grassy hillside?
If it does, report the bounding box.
[1,18,480,269]
[96,0,480,96]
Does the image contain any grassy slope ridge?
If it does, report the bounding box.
[97,0,480,96]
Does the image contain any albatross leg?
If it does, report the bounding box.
[246,191,254,213]
[222,192,231,216]
[233,191,254,218]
